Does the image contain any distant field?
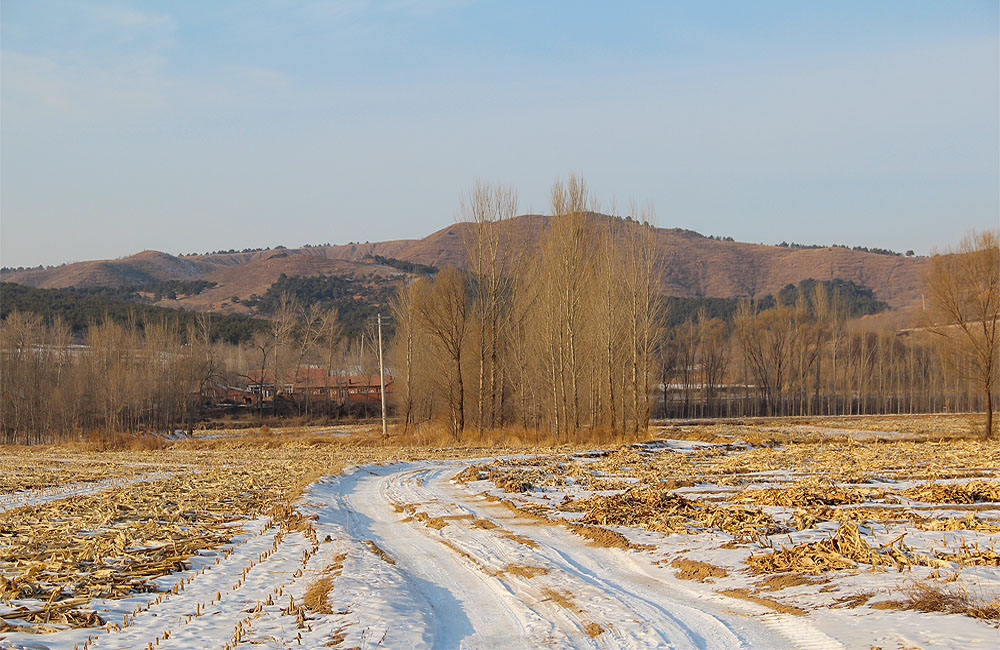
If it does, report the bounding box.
[1,415,997,649]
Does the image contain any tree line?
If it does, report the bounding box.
[1,182,996,442]
[0,294,396,444]
[0,283,267,343]
[388,178,996,439]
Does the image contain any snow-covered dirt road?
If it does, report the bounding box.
[291,462,840,650]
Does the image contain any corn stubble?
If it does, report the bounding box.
[466,416,1000,619]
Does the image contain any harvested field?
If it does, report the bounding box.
[1,415,998,649]
[455,415,1000,648]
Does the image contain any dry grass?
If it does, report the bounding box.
[454,414,1000,624]
[303,577,335,614]
[393,421,652,449]
[879,580,1000,620]
[754,573,827,591]
[71,430,172,451]
[0,438,497,633]
[363,540,396,565]
[566,523,647,551]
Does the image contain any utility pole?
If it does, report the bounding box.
[377,313,387,439]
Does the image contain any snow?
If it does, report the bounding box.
[3,454,999,649]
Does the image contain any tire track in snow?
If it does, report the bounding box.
[307,468,540,649]
[391,466,761,649]
[308,461,838,649]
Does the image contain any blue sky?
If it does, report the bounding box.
[2,1,997,267]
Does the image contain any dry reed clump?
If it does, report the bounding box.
[302,577,335,614]
[877,580,1000,620]
[587,448,647,473]
[696,505,787,540]
[453,464,487,483]
[902,481,1000,504]
[464,457,585,493]
[745,523,945,575]
[0,600,105,633]
[732,477,885,507]
[789,506,914,531]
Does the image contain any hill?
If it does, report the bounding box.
[1,214,930,312]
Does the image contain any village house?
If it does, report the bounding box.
[246,368,394,406]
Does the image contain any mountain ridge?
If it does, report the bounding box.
[1,214,929,313]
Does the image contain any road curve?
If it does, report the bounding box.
[303,461,845,650]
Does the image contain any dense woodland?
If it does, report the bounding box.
[1,183,996,443]
[0,283,267,343]
[241,272,398,337]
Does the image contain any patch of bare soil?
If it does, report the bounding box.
[502,564,550,579]
[566,523,647,551]
[541,587,581,612]
[670,557,728,581]
[718,588,808,616]
[755,573,827,592]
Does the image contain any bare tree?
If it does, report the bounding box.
[461,181,518,433]
[926,230,1000,438]
[540,174,596,434]
[620,206,662,433]
[270,293,299,400]
[248,331,275,423]
[413,268,471,438]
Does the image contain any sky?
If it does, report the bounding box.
[1,0,998,268]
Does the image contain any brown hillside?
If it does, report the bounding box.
[1,214,930,309]
[2,250,216,289]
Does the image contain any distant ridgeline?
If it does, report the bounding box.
[241,273,400,337]
[663,278,888,327]
[0,282,267,343]
[361,254,438,275]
